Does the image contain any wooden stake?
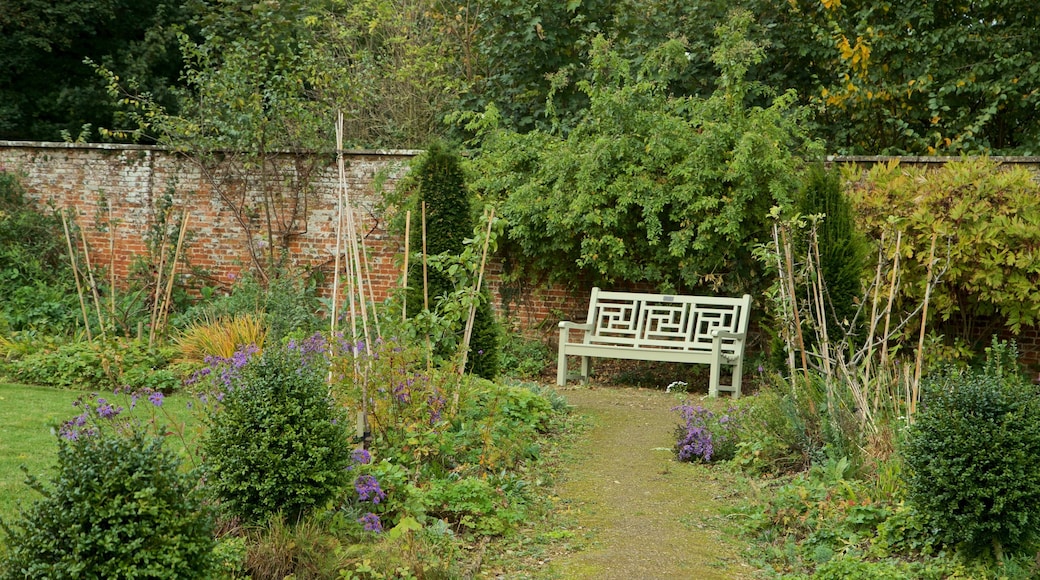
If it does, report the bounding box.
[61,210,92,342]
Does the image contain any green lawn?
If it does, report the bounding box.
[0,383,203,523]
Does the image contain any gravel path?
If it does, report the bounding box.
[547,386,755,579]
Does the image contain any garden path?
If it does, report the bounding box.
[546,385,755,579]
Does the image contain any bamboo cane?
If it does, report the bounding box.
[402,210,411,322]
[772,224,797,376]
[780,223,810,379]
[149,210,172,346]
[911,232,938,420]
[459,209,496,376]
[880,230,902,369]
[330,112,346,337]
[108,202,116,326]
[422,201,431,368]
[359,237,381,340]
[157,211,190,336]
[61,211,92,342]
[76,218,107,338]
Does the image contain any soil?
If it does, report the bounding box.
[543,384,757,580]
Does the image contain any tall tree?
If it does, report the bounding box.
[0,0,187,141]
[470,11,821,295]
[786,0,1040,154]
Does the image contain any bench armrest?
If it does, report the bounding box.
[710,329,746,340]
[559,321,593,331]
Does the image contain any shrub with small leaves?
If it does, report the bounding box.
[202,334,352,524]
[903,340,1040,556]
[0,427,215,578]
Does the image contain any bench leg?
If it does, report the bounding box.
[557,341,568,386]
[580,356,590,383]
[730,356,744,398]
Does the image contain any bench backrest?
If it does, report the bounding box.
[582,287,751,355]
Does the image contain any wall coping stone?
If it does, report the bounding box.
[0,140,422,157]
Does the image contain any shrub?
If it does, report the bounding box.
[850,158,1040,338]
[0,171,78,334]
[0,428,215,578]
[903,340,1040,556]
[498,334,552,379]
[424,476,522,536]
[202,335,352,524]
[796,163,868,346]
[405,141,501,379]
[4,337,178,391]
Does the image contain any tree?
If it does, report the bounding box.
[470,11,820,296]
[407,141,499,378]
[785,0,1040,154]
[103,0,339,282]
[0,0,187,141]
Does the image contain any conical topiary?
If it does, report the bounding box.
[407,141,500,379]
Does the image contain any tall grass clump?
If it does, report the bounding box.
[174,313,267,363]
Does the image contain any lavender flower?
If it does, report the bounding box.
[148,391,165,407]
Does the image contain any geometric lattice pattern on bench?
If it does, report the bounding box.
[558,288,751,397]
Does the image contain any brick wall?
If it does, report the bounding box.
[5,142,1040,365]
[0,141,590,337]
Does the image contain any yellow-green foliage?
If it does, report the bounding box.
[849,158,1040,335]
[175,314,266,363]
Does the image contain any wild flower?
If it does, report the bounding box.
[354,474,386,504]
[672,403,741,463]
[358,512,382,533]
[351,448,372,465]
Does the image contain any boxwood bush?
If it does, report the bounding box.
[903,340,1040,557]
[0,429,215,578]
[202,335,352,524]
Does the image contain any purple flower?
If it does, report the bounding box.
[355,474,386,504]
[95,399,122,419]
[351,449,371,465]
[148,391,165,407]
[358,512,382,533]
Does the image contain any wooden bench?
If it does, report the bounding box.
[556,288,751,397]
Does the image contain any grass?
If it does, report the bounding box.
[0,383,203,523]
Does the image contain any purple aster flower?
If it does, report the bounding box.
[355,474,386,504]
[148,391,164,407]
[358,512,382,533]
[351,449,371,465]
[95,399,121,419]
